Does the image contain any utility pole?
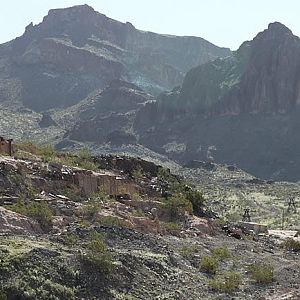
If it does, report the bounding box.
[287,197,297,214]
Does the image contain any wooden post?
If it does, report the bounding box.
[8,139,13,156]
[281,208,285,230]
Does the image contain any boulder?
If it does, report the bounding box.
[186,216,215,235]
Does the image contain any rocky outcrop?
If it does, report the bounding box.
[0,4,230,111]
[0,207,42,234]
[215,22,300,114]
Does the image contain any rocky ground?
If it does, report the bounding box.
[0,147,299,299]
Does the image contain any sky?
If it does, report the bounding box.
[1,0,299,50]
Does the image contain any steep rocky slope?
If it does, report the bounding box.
[180,22,300,114]
[67,80,153,145]
[134,22,300,181]
[0,4,230,111]
[0,150,299,299]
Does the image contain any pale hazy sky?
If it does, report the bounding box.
[1,0,299,50]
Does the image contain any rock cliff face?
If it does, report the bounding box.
[0,4,230,111]
[161,22,300,115]
[134,23,300,181]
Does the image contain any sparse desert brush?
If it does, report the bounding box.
[162,221,181,234]
[209,271,241,293]
[179,244,200,259]
[212,247,231,261]
[7,200,53,231]
[62,233,79,247]
[81,231,115,274]
[200,255,219,274]
[248,263,274,284]
[184,189,205,215]
[97,215,130,228]
[164,193,193,220]
[282,238,300,252]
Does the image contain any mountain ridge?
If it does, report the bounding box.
[0,4,230,111]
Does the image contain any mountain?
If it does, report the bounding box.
[2,6,300,181]
[134,22,300,181]
[0,4,230,111]
[180,22,300,114]
[67,79,153,145]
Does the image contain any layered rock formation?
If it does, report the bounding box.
[0,4,230,111]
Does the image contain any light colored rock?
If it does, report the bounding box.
[238,221,268,234]
[0,207,42,234]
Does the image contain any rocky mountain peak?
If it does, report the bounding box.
[48,4,95,15]
[44,4,98,26]
[266,21,293,36]
[252,22,295,46]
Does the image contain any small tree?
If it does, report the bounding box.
[184,190,205,215]
[164,193,193,220]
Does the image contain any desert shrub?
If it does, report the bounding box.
[78,190,111,218]
[97,216,130,228]
[282,238,300,252]
[184,190,205,215]
[63,187,85,202]
[89,189,110,203]
[42,280,75,299]
[164,193,193,220]
[209,271,241,293]
[157,167,173,183]
[132,166,144,180]
[75,148,98,170]
[9,173,37,199]
[162,221,181,234]
[248,263,274,284]
[79,202,99,219]
[200,256,219,274]
[16,142,58,162]
[37,144,56,161]
[48,148,98,170]
[179,245,200,259]
[62,233,79,247]
[132,209,146,217]
[212,247,231,261]
[81,231,115,274]
[16,141,41,155]
[8,200,53,231]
